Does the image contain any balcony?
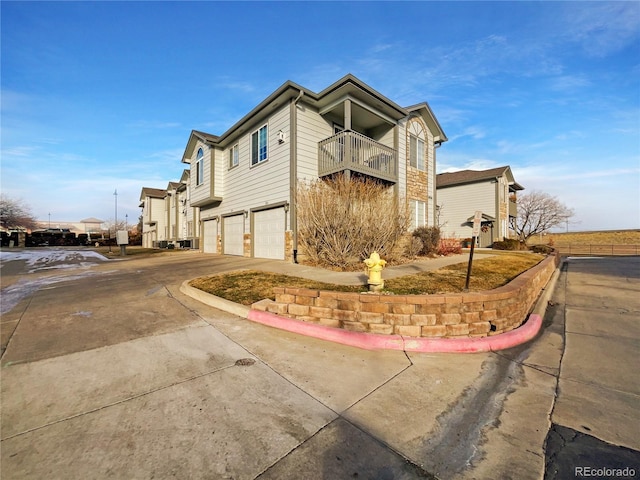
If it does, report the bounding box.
[318,130,397,183]
[509,199,517,217]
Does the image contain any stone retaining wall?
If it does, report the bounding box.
[253,253,560,338]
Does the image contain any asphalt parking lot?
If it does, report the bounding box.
[1,249,638,479]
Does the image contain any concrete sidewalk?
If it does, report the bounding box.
[544,256,640,479]
[1,250,638,479]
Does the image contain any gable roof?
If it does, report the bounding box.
[80,217,104,224]
[405,103,448,143]
[139,187,167,202]
[182,73,447,163]
[436,166,524,190]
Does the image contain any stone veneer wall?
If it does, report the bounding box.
[253,253,559,338]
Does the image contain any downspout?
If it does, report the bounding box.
[433,141,442,226]
[494,178,500,243]
[290,89,304,263]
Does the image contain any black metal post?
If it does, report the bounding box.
[464,236,476,291]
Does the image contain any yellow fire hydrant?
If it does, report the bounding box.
[364,252,386,292]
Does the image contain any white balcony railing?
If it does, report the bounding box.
[318,130,397,183]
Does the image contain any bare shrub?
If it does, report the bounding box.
[405,236,423,259]
[412,226,441,256]
[438,238,463,256]
[297,176,409,269]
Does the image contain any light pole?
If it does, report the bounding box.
[48,213,51,229]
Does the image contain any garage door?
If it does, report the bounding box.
[253,207,285,260]
[223,215,244,256]
[202,219,217,253]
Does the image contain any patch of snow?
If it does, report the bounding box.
[0,270,114,315]
[0,249,114,314]
[0,249,109,273]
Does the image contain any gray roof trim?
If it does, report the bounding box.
[184,74,440,152]
[405,102,448,142]
[315,74,408,118]
[139,187,167,202]
[436,166,522,189]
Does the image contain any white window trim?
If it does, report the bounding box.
[229,143,239,169]
[410,134,426,171]
[410,199,426,230]
[196,148,204,186]
[251,124,269,166]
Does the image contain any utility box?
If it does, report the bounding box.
[116,230,129,245]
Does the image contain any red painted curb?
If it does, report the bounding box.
[247,310,543,353]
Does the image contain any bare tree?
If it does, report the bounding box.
[515,191,574,243]
[0,195,38,231]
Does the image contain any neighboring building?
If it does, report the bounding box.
[165,170,200,248]
[79,217,105,235]
[34,217,105,236]
[139,187,167,248]
[140,170,199,249]
[180,74,447,261]
[436,166,524,247]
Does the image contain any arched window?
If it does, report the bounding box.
[196,147,204,186]
[407,119,426,171]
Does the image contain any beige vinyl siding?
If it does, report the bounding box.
[189,142,214,206]
[214,147,224,198]
[296,102,332,181]
[437,182,495,239]
[152,197,168,242]
[206,104,292,236]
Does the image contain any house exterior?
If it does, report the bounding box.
[436,166,524,247]
[140,170,200,249]
[33,218,105,236]
[139,187,168,248]
[180,74,447,261]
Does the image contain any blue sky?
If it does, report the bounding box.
[2,1,639,231]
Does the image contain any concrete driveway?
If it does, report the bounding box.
[1,249,638,479]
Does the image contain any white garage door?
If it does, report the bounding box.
[253,207,285,260]
[223,215,244,256]
[202,220,217,253]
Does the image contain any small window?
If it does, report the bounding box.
[229,144,239,168]
[410,199,426,230]
[251,125,268,166]
[409,135,425,171]
[196,148,204,186]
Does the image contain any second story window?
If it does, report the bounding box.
[196,147,204,186]
[251,125,268,166]
[229,144,239,168]
[409,134,425,171]
[408,118,427,171]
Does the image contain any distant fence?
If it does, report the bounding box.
[555,244,640,256]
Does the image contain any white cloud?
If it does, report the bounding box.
[125,120,182,129]
[448,126,487,142]
[549,75,592,92]
[561,2,640,58]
